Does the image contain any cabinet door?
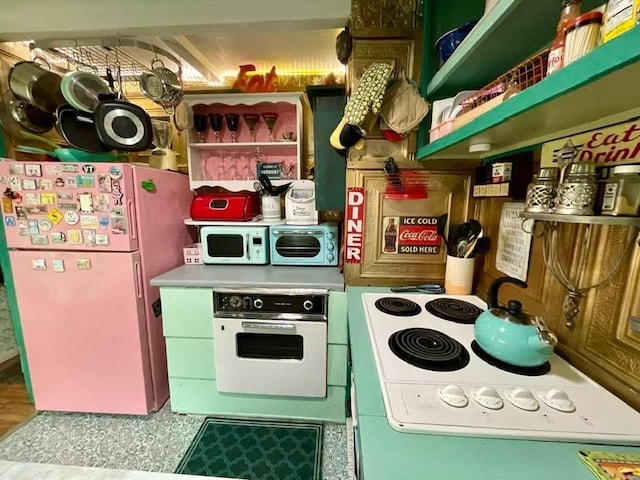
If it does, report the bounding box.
[343,169,472,285]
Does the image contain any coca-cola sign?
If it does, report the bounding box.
[382,216,440,255]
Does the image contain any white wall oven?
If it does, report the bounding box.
[213,288,328,398]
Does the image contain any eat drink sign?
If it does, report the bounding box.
[232,64,278,93]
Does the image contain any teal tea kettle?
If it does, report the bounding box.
[474,277,558,367]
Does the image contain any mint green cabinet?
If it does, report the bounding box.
[161,287,348,423]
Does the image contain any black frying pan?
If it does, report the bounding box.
[93,69,152,152]
[55,104,111,153]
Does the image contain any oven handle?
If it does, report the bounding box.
[245,233,250,260]
[271,229,324,236]
[241,321,296,331]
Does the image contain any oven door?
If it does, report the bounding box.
[271,230,324,265]
[214,317,327,397]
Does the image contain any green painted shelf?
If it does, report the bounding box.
[417,26,640,162]
[426,0,602,98]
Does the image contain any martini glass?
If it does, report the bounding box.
[242,113,260,142]
[225,113,240,143]
[262,112,279,142]
[208,113,224,143]
[193,114,208,143]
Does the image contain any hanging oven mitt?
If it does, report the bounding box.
[330,62,393,150]
[379,68,430,134]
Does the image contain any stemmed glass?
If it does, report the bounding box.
[261,112,279,142]
[193,114,208,143]
[242,113,260,142]
[208,113,224,143]
[225,113,240,143]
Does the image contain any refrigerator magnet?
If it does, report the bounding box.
[27,220,39,234]
[4,216,15,227]
[0,175,8,185]
[2,196,12,214]
[31,259,46,270]
[38,218,53,232]
[52,259,65,272]
[21,179,37,190]
[68,230,82,244]
[45,165,60,175]
[83,229,96,247]
[47,208,63,225]
[111,217,127,234]
[41,192,57,204]
[82,165,96,174]
[109,166,122,179]
[9,163,24,175]
[18,223,27,236]
[58,203,77,210]
[98,174,112,192]
[24,164,42,177]
[15,206,26,220]
[110,207,124,218]
[111,181,123,206]
[99,216,110,230]
[61,164,79,173]
[58,192,73,200]
[9,176,21,191]
[76,175,94,188]
[94,194,110,212]
[30,235,48,246]
[64,177,78,189]
[24,205,46,215]
[76,259,91,270]
[25,193,41,205]
[38,179,52,190]
[64,211,79,225]
[78,193,94,213]
[51,232,66,244]
[95,234,109,246]
[80,215,99,229]
[54,177,65,188]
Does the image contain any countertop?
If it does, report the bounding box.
[347,286,640,480]
[150,264,345,291]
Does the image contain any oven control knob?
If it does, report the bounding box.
[471,386,503,410]
[505,388,539,411]
[327,231,335,240]
[228,295,242,309]
[327,243,335,251]
[438,385,468,408]
[253,298,264,309]
[539,389,575,413]
[303,299,314,311]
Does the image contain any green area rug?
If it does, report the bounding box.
[175,417,323,480]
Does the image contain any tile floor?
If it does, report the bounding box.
[0,402,352,479]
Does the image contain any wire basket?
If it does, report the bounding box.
[460,49,550,113]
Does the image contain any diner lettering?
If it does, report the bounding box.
[345,188,365,263]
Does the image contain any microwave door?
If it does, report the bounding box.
[206,233,245,258]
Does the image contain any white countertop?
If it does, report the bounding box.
[0,461,234,479]
[150,264,345,291]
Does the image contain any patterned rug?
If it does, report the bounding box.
[175,417,323,480]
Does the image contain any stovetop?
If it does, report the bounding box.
[362,292,640,443]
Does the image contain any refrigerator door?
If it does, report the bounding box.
[10,249,155,414]
[0,161,138,251]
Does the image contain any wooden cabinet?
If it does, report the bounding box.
[183,92,303,191]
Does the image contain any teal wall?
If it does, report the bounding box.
[0,136,33,399]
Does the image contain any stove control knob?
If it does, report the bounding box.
[303,299,314,311]
[327,243,335,251]
[327,231,335,240]
[505,388,539,411]
[327,253,335,262]
[253,298,264,309]
[438,385,468,408]
[471,386,503,410]
[539,389,575,413]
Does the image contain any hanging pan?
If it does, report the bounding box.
[55,104,111,153]
[8,60,65,113]
[93,69,153,152]
[60,70,111,113]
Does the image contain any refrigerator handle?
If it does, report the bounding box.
[134,262,143,299]
[127,199,137,240]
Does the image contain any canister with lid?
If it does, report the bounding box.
[525,167,559,213]
[600,165,640,216]
[552,162,597,215]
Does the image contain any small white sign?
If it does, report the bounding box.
[495,202,533,282]
[52,259,65,272]
[32,259,46,270]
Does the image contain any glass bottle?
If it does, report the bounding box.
[546,0,582,76]
[383,217,398,253]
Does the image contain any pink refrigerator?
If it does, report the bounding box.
[0,160,193,414]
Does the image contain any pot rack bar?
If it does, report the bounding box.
[29,37,182,83]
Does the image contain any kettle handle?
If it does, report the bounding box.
[487,277,528,310]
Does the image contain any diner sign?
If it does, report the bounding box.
[345,188,365,263]
[541,119,640,168]
[495,202,533,282]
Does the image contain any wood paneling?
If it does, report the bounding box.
[0,358,35,437]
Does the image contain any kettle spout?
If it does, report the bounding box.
[528,315,558,354]
[528,333,555,356]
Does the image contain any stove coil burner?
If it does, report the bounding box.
[471,341,551,376]
[425,298,483,324]
[375,297,421,317]
[389,328,470,371]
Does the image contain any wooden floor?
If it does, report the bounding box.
[0,358,34,437]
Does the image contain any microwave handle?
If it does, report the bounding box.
[272,229,324,236]
[246,233,250,260]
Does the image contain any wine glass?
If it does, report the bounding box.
[261,112,279,142]
[193,114,208,143]
[225,113,240,143]
[208,113,224,143]
[242,113,260,142]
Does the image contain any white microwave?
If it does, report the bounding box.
[200,226,269,265]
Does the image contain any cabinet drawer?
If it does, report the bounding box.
[160,287,214,338]
[328,291,348,344]
[328,344,348,387]
[166,337,215,379]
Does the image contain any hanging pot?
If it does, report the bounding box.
[8,60,66,113]
[174,100,194,131]
[93,98,153,152]
[60,70,112,113]
[8,95,55,134]
[474,277,558,367]
[55,104,111,153]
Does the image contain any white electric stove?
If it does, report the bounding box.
[362,292,640,443]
